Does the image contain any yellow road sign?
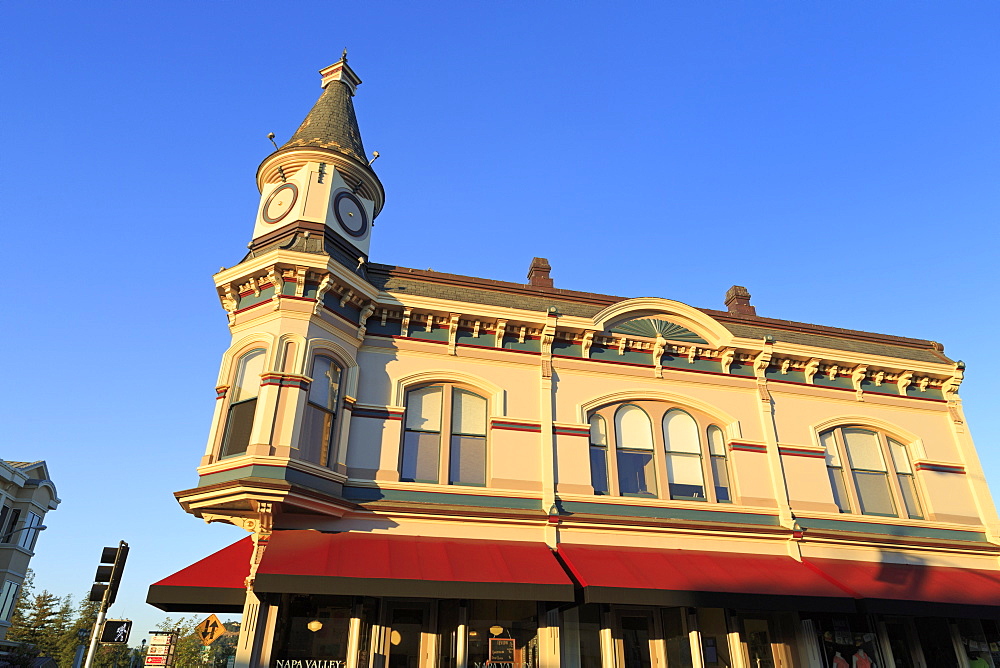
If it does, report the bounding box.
[195,614,224,646]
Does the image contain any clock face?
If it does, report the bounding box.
[333,191,369,237]
[262,183,298,224]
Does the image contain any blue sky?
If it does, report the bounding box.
[4,1,999,642]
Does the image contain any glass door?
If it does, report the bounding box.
[614,609,662,668]
[742,619,776,668]
[384,602,434,668]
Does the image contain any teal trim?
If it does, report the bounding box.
[322,293,361,324]
[797,517,987,542]
[197,464,343,497]
[662,357,723,374]
[767,369,807,384]
[456,330,495,347]
[551,340,580,356]
[503,338,541,353]
[813,375,854,390]
[559,500,780,526]
[728,362,756,378]
[237,286,275,310]
[410,327,449,342]
[366,319,402,336]
[281,282,297,296]
[905,385,945,401]
[344,485,544,510]
[589,346,650,365]
[302,283,319,299]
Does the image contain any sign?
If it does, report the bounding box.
[147,630,178,667]
[147,645,172,656]
[100,619,132,644]
[488,638,515,663]
[195,614,225,646]
[144,657,167,666]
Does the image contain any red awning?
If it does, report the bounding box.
[557,543,857,611]
[806,557,1000,616]
[146,537,252,612]
[254,530,576,601]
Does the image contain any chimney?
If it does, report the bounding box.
[725,285,756,317]
[528,257,553,288]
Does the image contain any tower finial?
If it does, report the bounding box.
[341,47,348,62]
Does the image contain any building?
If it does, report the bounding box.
[147,55,1000,667]
[0,461,59,643]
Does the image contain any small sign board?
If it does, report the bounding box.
[149,632,177,646]
[100,620,132,644]
[147,645,172,656]
[144,657,167,666]
[195,614,225,646]
[489,638,515,663]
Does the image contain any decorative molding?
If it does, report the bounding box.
[652,334,666,378]
[294,266,308,298]
[357,303,376,341]
[314,275,334,315]
[730,442,768,453]
[897,370,913,396]
[552,424,590,437]
[581,331,594,358]
[447,313,461,355]
[803,358,820,385]
[339,289,355,309]
[266,267,283,310]
[491,418,542,433]
[914,461,966,474]
[720,347,735,374]
[541,321,557,378]
[494,319,507,348]
[778,445,827,459]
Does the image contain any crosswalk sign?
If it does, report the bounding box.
[195,614,224,646]
[100,620,132,644]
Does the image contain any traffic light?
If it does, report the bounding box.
[89,541,129,606]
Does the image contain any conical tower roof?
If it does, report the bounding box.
[280,53,367,163]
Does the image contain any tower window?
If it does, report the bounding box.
[299,356,343,467]
[220,348,266,458]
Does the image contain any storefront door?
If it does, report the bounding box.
[384,602,434,668]
[742,619,776,668]
[614,609,662,668]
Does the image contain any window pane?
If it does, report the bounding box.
[231,349,265,403]
[18,513,42,551]
[843,428,887,471]
[663,410,700,454]
[452,389,487,436]
[405,386,442,432]
[450,435,486,486]
[707,425,726,456]
[308,356,341,411]
[666,453,705,500]
[0,581,19,621]
[299,404,335,466]
[589,415,607,447]
[853,470,897,516]
[617,451,656,495]
[828,467,851,513]
[220,398,256,457]
[615,405,654,451]
[898,474,923,519]
[888,439,913,474]
[819,430,841,466]
[400,431,440,482]
[590,446,609,495]
[711,456,730,502]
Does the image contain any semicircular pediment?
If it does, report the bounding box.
[591,298,731,348]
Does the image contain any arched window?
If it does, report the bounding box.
[220,348,266,458]
[401,385,488,486]
[587,401,734,503]
[589,415,609,495]
[819,426,923,519]
[299,355,343,467]
[663,410,703,500]
[614,405,657,496]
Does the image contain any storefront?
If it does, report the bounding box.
[148,531,1000,667]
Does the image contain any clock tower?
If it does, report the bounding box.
[250,51,383,267]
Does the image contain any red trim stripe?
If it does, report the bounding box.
[730,442,768,453]
[914,463,965,474]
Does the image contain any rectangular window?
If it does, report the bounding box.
[17,512,42,551]
[401,387,443,483]
[843,428,896,517]
[665,453,705,500]
[618,451,657,496]
[590,446,609,495]
[707,426,731,503]
[889,439,923,519]
[0,580,19,621]
[449,390,487,486]
[2,509,21,543]
[820,431,852,513]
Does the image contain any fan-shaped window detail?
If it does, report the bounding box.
[589,415,609,495]
[614,405,657,496]
[610,317,708,344]
[220,348,266,458]
[663,410,704,500]
[819,426,924,519]
[401,384,488,486]
[587,402,735,503]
